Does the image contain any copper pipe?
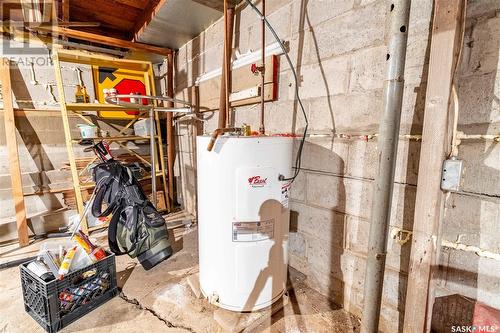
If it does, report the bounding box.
[225,6,234,127]
[212,0,235,152]
[207,127,238,152]
[259,0,266,134]
[217,2,228,129]
[218,1,234,129]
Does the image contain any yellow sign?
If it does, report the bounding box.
[92,66,149,119]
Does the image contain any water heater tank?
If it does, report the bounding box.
[196,135,293,311]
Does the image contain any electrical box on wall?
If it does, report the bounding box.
[441,158,464,192]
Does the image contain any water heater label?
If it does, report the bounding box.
[232,219,274,242]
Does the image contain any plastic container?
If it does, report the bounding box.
[20,253,117,333]
[133,118,155,137]
[77,124,98,139]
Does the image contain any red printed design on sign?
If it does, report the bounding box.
[248,176,267,187]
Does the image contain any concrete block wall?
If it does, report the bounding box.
[431,4,500,329]
[174,0,499,331]
[172,0,432,332]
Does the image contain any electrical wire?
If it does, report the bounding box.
[449,0,468,158]
[244,0,308,183]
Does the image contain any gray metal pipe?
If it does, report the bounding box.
[150,108,157,206]
[360,1,411,332]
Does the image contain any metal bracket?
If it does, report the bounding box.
[441,158,463,192]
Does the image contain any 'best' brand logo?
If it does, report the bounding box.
[248,176,267,187]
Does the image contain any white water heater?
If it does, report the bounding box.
[197,135,293,311]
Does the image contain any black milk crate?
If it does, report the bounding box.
[20,252,117,333]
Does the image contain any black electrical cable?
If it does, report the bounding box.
[244,0,308,183]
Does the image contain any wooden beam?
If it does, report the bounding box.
[133,0,167,41]
[0,59,29,247]
[36,26,172,56]
[403,0,464,331]
[62,0,69,42]
[62,0,69,23]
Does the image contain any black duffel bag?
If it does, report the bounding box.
[91,160,172,270]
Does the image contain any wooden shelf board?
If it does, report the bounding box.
[56,49,154,71]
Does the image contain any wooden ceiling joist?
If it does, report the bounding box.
[133,0,167,41]
[36,26,172,56]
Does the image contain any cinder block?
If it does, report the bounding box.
[306,172,346,211]
[346,140,378,180]
[288,253,310,274]
[203,19,224,52]
[309,1,385,60]
[289,170,306,202]
[306,232,343,277]
[442,192,499,252]
[400,81,427,134]
[199,44,223,74]
[461,16,500,77]
[237,4,292,54]
[457,71,500,132]
[381,267,408,309]
[287,32,314,69]
[306,96,341,133]
[477,256,500,309]
[404,36,431,78]
[289,231,307,257]
[301,137,348,174]
[458,140,500,196]
[285,55,350,100]
[290,201,345,249]
[389,183,417,230]
[379,303,403,333]
[345,215,370,255]
[435,248,480,302]
[349,45,386,93]
[394,139,421,186]
[467,0,500,20]
[305,267,345,305]
[343,177,373,220]
[407,0,433,36]
[290,0,354,35]
[327,90,384,133]
[264,100,306,133]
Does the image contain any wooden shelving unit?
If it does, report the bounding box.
[53,49,170,233]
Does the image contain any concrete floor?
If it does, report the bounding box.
[0,225,360,332]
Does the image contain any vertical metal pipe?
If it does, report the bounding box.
[166,53,175,211]
[150,108,157,206]
[218,1,229,129]
[225,5,234,127]
[259,0,266,134]
[360,1,411,332]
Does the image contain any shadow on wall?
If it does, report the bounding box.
[293,0,335,134]
[288,0,345,316]
[9,63,63,217]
